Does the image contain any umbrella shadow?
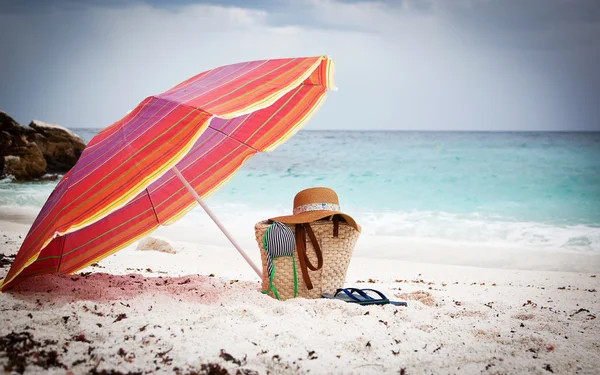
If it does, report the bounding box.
[6,272,242,305]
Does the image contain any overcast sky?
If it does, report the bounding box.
[1,0,599,131]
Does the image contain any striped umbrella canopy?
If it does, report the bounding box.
[1,56,335,291]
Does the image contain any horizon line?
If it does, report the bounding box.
[68,127,600,133]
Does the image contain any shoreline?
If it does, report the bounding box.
[1,205,599,274]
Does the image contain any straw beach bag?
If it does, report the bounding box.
[254,187,361,300]
[255,220,360,300]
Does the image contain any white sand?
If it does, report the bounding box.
[1,221,599,374]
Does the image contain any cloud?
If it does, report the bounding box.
[0,0,426,34]
[0,0,598,131]
[435,0,600,50]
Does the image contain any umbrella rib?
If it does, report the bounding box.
[206,124,259,152]
[146,188,161,225]
[175,83,304,154]
[55,236,66,276]
[171,100,260,153]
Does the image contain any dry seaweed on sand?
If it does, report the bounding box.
[89,369,143,375]
[0,253,16,268]
[172,363,258,375]
[0,331,65,374]
[219,349,247,366]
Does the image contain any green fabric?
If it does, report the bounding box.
[292,257,297,298]
[270,266,280,300]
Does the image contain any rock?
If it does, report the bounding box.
[136,237,177,254]
[3,150,47,181]
[28,120,86,173]
[1,112,47,180]
[0,111,35,137]
[0,111,86,180]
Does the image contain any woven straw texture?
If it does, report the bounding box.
[254,220,360,300]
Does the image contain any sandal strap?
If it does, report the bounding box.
[334,288,372,302]
[354,288,388,301]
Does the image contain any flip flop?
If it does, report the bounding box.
[359,288,408,307]
[322,288,408,306]
[322,288,388,305]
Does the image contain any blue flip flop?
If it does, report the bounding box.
[322,288,408,306]
[359,288,408,307]
[322,288,386,305]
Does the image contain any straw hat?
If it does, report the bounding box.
[269,187,360,232]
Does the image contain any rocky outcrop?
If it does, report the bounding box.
[29,120,86,172]
[2,146,47,181]
[0,111,86,181]
[0,112,47,180]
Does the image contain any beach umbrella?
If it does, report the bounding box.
[1,56,336,291]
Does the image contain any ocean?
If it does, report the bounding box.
[1,129,599,254]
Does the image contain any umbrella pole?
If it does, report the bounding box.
[171,166,262,278]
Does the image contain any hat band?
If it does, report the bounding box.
[293,202,340,215]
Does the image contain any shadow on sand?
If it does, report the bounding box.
[6,272,251,305]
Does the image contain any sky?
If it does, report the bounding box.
[0,0,599,131]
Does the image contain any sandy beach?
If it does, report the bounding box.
[2,0,600,373]
[1,211,599,375]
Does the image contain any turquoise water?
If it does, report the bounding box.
[2,130,599,252]
[218,131,600,225]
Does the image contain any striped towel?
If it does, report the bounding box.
[265,221,296,277]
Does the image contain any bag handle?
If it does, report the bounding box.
[295,223,323,290]
[303,224,323,270]
[333,215,339,237]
